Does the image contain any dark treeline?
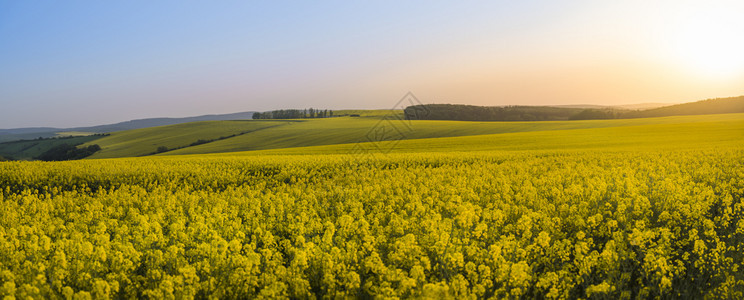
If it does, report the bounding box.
[253,108,333,119]
[404,104,586,121]
[36,144,102,161]
[405,96,744,122]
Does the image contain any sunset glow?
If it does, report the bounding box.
[1,1,743,128]
[666,4,744,79]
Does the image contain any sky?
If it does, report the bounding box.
[1,0,744,128]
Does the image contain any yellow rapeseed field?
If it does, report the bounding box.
[1,115,744,298]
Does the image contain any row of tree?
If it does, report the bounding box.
[253,108,334,120]
[404,104,585,121]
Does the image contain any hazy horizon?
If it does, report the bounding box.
[2,1,744,128]
[1,101,686,130]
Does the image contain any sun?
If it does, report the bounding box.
[668,6,744,79]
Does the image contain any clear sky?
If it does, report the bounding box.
[1,0,743,128]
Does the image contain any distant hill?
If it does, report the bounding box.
[70,111,258,133]
[623,96,744,118]
[0,111,256,143]
[406,96,742,122]
[0,127,62,142]
[0,127,59,135]
[0,132,61,143]
[569,96,744,120]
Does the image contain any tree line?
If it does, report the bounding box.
[404,104,586,121]
[253,108,334,120]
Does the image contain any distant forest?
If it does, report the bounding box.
[405,96,744,121]
[253,108,333,119]
[404,104,586,121]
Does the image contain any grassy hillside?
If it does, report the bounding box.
[194,113,744,156]
[82,113,744,159]
[84,120,293,158]
[625,95,744,118]
[161,113,744,156]
[0,135,103,160]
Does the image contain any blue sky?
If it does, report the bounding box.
[1,1,743,128]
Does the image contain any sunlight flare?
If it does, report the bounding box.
[669,6,744,78]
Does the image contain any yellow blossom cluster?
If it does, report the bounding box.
[1,149,743,298]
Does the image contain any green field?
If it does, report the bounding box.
[229,113,744,156]
[83,120,290,159]
[1,113,743,298]
[82,113,744,159]
[82,110,406,159]
[0,135,103,160]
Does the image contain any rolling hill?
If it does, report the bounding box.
[82,120,286,158]
[6,96,743,160]
[222,113,744,156]
[80,112,744,159]
[161,114,738,156]
[624,95,744,118]
[0,135,104,160]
